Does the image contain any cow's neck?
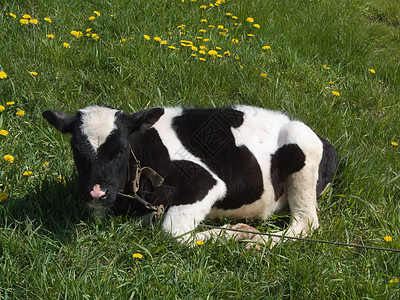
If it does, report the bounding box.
[118,146,165,212]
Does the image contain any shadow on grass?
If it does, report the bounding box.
[0,177,87,243]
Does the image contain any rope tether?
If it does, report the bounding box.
[198,224,400,253]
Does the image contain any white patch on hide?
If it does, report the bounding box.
[79,106,119,151]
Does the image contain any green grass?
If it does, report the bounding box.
[1,0,400,298]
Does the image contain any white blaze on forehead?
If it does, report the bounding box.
[79,106,119,151]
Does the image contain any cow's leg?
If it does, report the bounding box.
[249,121,323,249]
[161,179,227,244]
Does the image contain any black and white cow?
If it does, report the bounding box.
[43,105,338,247]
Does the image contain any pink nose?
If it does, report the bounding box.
[90,184,106,199]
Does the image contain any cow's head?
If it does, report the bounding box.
[43,105,164,213]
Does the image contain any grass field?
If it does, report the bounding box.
[1,0,400,298]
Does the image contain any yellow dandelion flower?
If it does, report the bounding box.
[208,25,215,28]
[0,129,8,136]
[160,40,168,45]
[132,253,143,259]
[29,19,38,24]
[46,34,55,39]
[191,53,197,57]
[383,235,393,243]
[23,171,33,176]
[44,17,51,23]
[196,240,204,245]
[392,141,398,147]
[6,102,15,105]
[217,25,224,30]
[0,71,7,79]
[4,155,14,163]
[247,34,254,37]
[232,16,238,20]
[323,64,331,70]
[253,24,260,28]
[93,11,100,16]
[88,16,96,21]
[91,33,99,41]
[200,5,206,9]
[0,192,8,202]
[168,46,177,50]
[203,38,210,42]
[9,13,17,18]
[16,110,25,116]
[57,176,66,184]
[389,278,399,283]
[262,45,271,50]
[22,14,31,19]
[71,30,83,38]
[199,57,206,61]
[368,68,376,74]
[232,38,239,44]
[260,73,267,78]
[154,36,162,42]
[208,50,218,56]
[86,28,92,33]
[42,161,49,167]
[143,35,150,40]
[224,51,231,56]
[219,32,227,36]
[246,17,254,23]
[329,81,333,85]
[199,29,206,33]
[191,46,198,51]
[201,19,207,23]
[331,91,340,96]
[226,13,232,17]
[199,50,206,55]
[384,236,393,242]
[0,105,5,112]
[63,42,70,48]
[199,45,207,50]
[20,19,29,24]
[29,71,38,76]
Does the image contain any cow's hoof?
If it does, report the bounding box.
[245,235,280,251]
[223,223,261,241]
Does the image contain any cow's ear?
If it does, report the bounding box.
[42,110,76,134]
[128,107,164,132]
